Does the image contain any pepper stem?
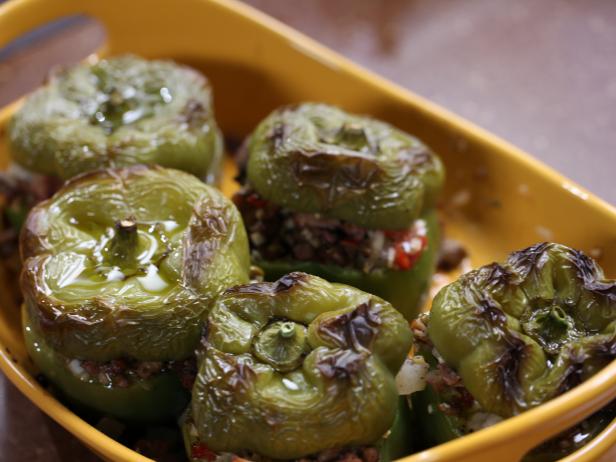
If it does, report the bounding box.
[109,218,138,266]
[253,321,307,372]
[279,322,296,339]
[336,123,370,151]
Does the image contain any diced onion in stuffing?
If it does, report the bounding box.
[395,356,428,395]
[466,412,504,432]
[67,359,88,380]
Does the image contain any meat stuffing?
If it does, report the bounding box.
[233,188,428,273]
[65,356,197,389]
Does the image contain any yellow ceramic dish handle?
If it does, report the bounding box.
[0,0,100,51]
[0,1,614,462]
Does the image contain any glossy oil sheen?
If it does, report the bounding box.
[20,166,251,361]
[193,273,412,458]
[0,0,614,461]
[8,55,224,182]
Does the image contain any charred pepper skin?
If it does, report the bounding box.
[429,242,615,415]
[412,243,616,458]
[246,103,443,230]
[189,273,413,460]
[9,55,223,183]
[242,103,444,320]
[22,306,189,423]
[20,165,250,362]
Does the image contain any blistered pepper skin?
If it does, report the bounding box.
[190,273,413,459]
[246,103,444,230]
[410,243,616,459]
[20,165,250,362]
[9,55,223,182]
[257,210,439,321]
[22,306,188,422]
[428,243,616,417]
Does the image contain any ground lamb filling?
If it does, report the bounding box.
[233,188,428,273]
[64,355,197,390]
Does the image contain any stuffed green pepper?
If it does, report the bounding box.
[233,103,444,320]
[20,165,250,422]
[184,272,414,460]
[409,242,616,460]
[9,54,223,183]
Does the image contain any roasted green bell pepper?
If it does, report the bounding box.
[9,55,223,182]
[411,243,616,459]
[23,305,189,422]
[188,272,413,460]
[246,103,443,229]
[238,103,444,320]
[20,165,250,420]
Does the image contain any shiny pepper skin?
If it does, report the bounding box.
[428,242,616,417]
[190,272,413,459]
[245,103,444,230]
[9,55,223,183]
[20,165,250,362]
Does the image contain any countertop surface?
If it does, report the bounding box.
[0,0,614,460]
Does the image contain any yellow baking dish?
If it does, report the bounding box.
[0,0,614,461]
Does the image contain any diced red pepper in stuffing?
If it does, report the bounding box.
[191,442,216,461]
[245,193,268,208]
[394,235,427,270]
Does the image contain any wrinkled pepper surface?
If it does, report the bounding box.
[20,165,250,420]
[182,397,413,462]
[411,243,616,459]
[188,272,413,459]
[236,103,444,320]
[9,55,223,182]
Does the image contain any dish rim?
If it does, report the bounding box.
[0,0,614,461]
